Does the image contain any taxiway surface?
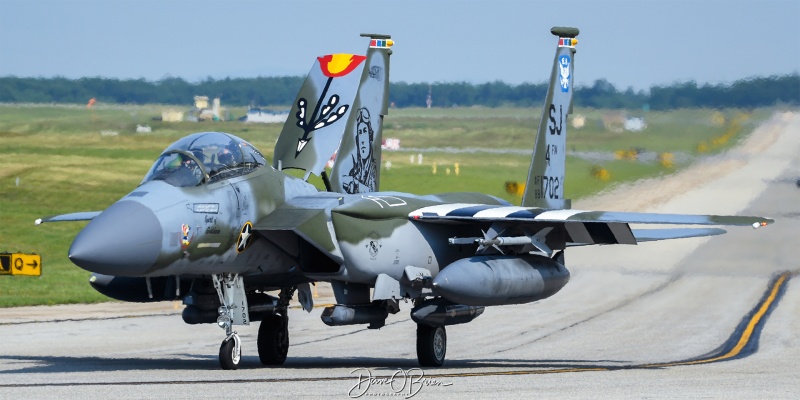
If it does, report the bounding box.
[1,112,798,399]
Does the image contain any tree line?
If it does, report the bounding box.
[0,74,796,110]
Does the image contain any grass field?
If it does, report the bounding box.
[0,104,770,306]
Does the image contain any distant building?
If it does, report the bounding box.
[602,112,626,133]
[194,96,209,109]
[381,138,400,150]
[162,110,184,122]
[240,108,289,123]
[624,117,647,132]
[572,114,586,129]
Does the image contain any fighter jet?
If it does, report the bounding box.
[38,29,772,370]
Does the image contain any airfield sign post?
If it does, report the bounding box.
[0,253,42,276]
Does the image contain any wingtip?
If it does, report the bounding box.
[752,219,773,229]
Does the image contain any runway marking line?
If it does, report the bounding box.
[643,271,790,368]
[0,271,792,387]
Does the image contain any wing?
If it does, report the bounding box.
[409,204,772,249]
[35,211,102,225]
[409,204,772,226]
[630,227,727,242]
[412,28,771,254]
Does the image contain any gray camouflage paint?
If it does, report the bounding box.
[69,151,319,279]
[49,28,773,314]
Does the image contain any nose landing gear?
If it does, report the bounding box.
[212,274,249,370]
[219,332,242,370]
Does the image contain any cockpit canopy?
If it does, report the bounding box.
[143,132,267,187]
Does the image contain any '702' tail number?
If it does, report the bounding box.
[533,175,561,199]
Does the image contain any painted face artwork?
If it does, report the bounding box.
[357,121,370,159]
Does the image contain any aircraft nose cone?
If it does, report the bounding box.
[69,201,162,276]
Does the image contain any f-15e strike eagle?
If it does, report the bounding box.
[38,28,772,369]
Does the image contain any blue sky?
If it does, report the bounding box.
[1,0,798,90]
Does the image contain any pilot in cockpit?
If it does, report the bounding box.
[191,149,206,165]
[217,144,240,167]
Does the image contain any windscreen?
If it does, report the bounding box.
[142,132,268,186]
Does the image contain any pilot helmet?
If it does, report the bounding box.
[192,149,205,163]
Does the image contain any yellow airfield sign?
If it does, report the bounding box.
[0,253,42,276]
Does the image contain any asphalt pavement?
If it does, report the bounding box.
[0,112,797,399]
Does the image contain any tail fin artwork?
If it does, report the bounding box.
[273,34,392,194]
[521,27,579,209]
[329,34,392,194]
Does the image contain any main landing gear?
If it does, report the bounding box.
[258,314,289,365]
[416,324,447,367]
[257,287,294,366]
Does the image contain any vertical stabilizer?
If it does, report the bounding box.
[330,34,392,194]
[521,27,579,209]
[273,46,368,177]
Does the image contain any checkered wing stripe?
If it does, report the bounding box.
[410,204,553,220]
[409,205,769,226]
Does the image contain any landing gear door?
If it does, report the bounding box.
[230,285,249,326]
[216,274,249,326]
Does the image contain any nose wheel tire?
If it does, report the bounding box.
[219,334,241,370]
[417,325,446,367]
[258,314,289,365]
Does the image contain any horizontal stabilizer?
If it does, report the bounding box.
[35,211,102,225]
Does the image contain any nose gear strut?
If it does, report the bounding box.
[212,273,249,370]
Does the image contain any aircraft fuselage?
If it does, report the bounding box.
[70,160,571,306]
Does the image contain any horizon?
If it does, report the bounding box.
[1,1,798,91]
[4,73,797,94]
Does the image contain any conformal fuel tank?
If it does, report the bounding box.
[432,254,570,306]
